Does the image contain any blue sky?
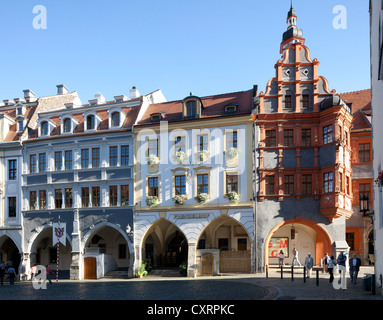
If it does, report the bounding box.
[0,0,370,103]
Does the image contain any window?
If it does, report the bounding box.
[81,187,89,208]
[39,190,47,210]
[226,130,238,150]
[265,175,275,195]
[175,175,186,196]
[86,115,95,130]
[39,153,46,172]
[301,129,311,147]
[225,105,237,114]
[121,145,129,166]
[55,189,62,209]
[92,148,100,168]
[323,125,333,144]
[109,146,118,167]
[65,188,72,208]
[174,136,186,153]
[121,185,129,206]
[63,118,71,133]
[41,121,48,136]
[359,143,371,163]
[17,107,23,115]
[265,130,276,147]
[109,185,118,206]
[302,174,312,195]
[81,149,89,169]
[284,175,294,195]
[65,150,73,170]
[198,134,209,152]
[339,172,343,193]
[285,95,292,109]
[147,138,159,157]
[284,129,294,147]
[148,177,159,197]
[118,244,127,259]
[111,112,120,127]
[92,187,101,207]
[346,233,355,251]
[346,176,350,195]
[197,174,209,194]
[186,101,197,118]
[218,238,228,251]
[55,151,62,171]
[324,172,333,193]
[30,191,37,210]
[30,154,37,173]
[226,174,238,194]
[8,197,16,217]
[302,94,310,109]
[8,160,17,180]
[238,238,247,251]
[18,121,24,132]
[359,183,371,202]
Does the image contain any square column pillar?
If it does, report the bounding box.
[187,243,197,278]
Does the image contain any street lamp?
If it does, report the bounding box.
[359,193,374,224]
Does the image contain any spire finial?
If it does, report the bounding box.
[291,0,293,9]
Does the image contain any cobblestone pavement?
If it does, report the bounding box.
[0,267,381,301]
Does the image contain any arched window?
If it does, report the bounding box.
[63,118,71,133]
[41,121,48,136]
[111,112,120,127]
[86,115,95,130]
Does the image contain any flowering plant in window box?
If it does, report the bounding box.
[146,196,160,207]
[225,147,238,159]
[172,195,187,205]
[148,154,159,166]
[375,171,383,188]
[175,151,187,163]
[198,150,209,162]
[195,193,209,204]
[227,191,240,204]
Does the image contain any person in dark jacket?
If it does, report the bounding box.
[349,253,362,284]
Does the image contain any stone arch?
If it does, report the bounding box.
[264,218,333,267]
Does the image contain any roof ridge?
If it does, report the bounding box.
[339,89,371,95]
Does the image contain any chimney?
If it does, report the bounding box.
[57,84,69,95]
[89,93,105,106]
[23,89,36,102]
[129,86,140,99]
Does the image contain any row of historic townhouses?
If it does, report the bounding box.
[339,90,374,265]
[21,85,166,280]
[133,90,255,277]
[370,0,383,297]
[252,6,354,272]
[0,89,39,275]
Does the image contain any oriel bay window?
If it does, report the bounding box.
[324,172,334,193]
[323,125,333,144]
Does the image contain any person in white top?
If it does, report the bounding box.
[291,247,302,267]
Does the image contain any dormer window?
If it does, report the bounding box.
[186,101,197,118]
[41,121,48,136]
[150,113,165,123]
[86,115,95,130]
[63,118,71,133]
[225,104,238,114]
[17,120,24,132]
[111,112,120,127]
[17,107,23,115]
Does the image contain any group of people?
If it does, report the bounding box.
[0,261,17,285]
[278,248,362,283]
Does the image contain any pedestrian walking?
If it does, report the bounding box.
[46,265,53,284]
[349,253,361,284]
[323,253,329,273]
[291,247,302,267]
[305,253,314,278]
[0,261,5,286]
[30,264,36,280]
[7,266,16,285]
[328,255,336,283]
[278,250,285,267]
[336,252,347,274]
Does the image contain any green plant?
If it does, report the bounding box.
[146,196,160,207]
[196,193,209,204]
[225,147,238,159]
[175,151,187,163]
[136,262,148,277]
[179,261,187,276]
[148,154,159,165]
[198,150,209,162]
[227,191,240,203]
[376,171,383,187]
[172,194,187,205]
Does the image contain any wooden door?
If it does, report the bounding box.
[202,254,213,276]
[84,257,97,279]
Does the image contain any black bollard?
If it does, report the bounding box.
[266,265,269,279]
[372,274,376,295]
[316,269,319,286]
[281,266,283,279]
[303,266,306,283]
[291,265,294,281]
